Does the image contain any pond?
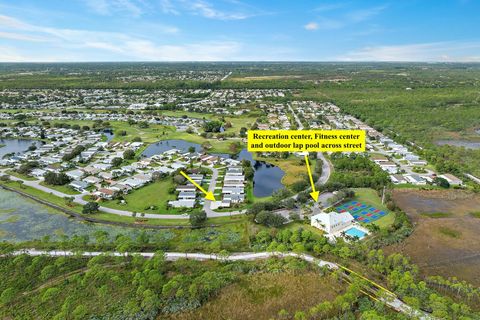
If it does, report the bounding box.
[142,139,203,157]
[0,188,158,242]
[223,149,285,197]
[103,129,115,142]
[436,140,480,150]
[0,138,43,158]
[142,139,285,197]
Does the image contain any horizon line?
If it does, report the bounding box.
[1,60,480,64]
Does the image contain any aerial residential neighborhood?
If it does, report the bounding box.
[1,1,480,319]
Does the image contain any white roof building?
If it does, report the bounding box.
[311,211,355,234]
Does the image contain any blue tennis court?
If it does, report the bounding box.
[335,200,387,223]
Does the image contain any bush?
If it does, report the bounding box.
[291,180,309,193]
[434,177,450,188]
[203,120,223,133]
[17,161,39,175]
[44,172,70,186]
[123,149,135,160]
[112,157,123,167]
[255,211,287,228]
[82,202,99,214]
[190,211,207,226]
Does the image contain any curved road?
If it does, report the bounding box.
[8,249,432,319]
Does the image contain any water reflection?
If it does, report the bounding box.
[0,138,42,158]
[0,188,149,242]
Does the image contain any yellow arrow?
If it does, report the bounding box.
[304,155,319,202]
[180,171,216,201]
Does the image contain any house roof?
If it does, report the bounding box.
[311,211,354,228]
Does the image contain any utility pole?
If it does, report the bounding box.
[381,186,386,205]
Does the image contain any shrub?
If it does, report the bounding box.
[82,202,99,214]
[255,211,287,228]
[190,211,207,226]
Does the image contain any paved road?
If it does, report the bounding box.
[316,152,332,186]
[287,104,333,191]
[7,249,433,319]
[288,103,304,130]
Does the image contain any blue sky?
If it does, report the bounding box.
[1,0,480,62]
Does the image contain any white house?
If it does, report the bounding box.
[65,169,85,180]
[311,211,355,234]
[439,173,463,186]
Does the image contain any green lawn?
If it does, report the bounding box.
[39,182,80,195]
[100,178,186,214]
[351,188,395,229]
[6,170,38,181]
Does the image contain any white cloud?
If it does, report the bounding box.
[158,0,262,20]
[338,41,480,62]
[0,13,242,61]
[314,3,347,13]
[0,31,47,42]
[304,22,318,31]
[159,0,179,15]
[0,14,32,30]
[84,0,144,17]
[185,0,252,20]
[307,5,387,31]
[122,40,241,60]
[346,6,386,23]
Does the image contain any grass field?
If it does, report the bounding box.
[167,272,344,320]
[253,154,310,187]
[39,182,80,195]
[389,189,480,285]
[351,188,394,229]
[100,178,180,214]
[6,170,38,181]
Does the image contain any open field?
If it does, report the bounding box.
[39,182,80,195]
[100,178,180,214]
[166,272,344,320]
[387,189,480,285]
[253,154,309,187]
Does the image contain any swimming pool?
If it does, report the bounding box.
[344,227,367,239]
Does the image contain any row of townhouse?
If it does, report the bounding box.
[221,166,245,207]
[169,174,204,208]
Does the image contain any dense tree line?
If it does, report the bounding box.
[320,154,390,191]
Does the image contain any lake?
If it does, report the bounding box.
[0,138,43,158]
[142,139,285,197]
[436,140,480,150]
[142,139,203,156]
[103,129,115,142]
